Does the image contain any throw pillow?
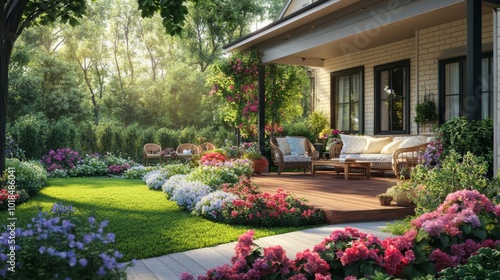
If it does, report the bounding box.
[362,137,392,154]
[286,136,306,155]
[381,140,404,154]
[399,136,427,149]
[339,135,367,154]
[276,138,291,155]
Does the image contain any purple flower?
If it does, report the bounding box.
[79,258,88,267]
[39,246,46,254]
[69,257,77,267]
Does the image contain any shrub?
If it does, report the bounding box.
[45,117,77,153]
[162,174,189,197]
[438,245,500,279]
[5,134,25,160]
[410,150,490,215]
[123,165,156,179]
[9,113,49,159]
[0,204,134,279]
[193,191,239,219]
[438,117,493,176]
[143,170,168,190]
[199,152,227,166]
[187,162,246,189]
[40,148,81,173]
[170,181,212,211]
[163,163,193,178]
[69,153,108,177]
[5,159,47,198]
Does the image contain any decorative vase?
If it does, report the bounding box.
[252,158,269,174]
[395,191,415,206]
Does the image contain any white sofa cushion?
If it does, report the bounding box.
[381,140,403,155]
[399,136,428,149]
[283,155,311,162]
[339,153,392,163]
[276,138,291,155]
[340,135,367,154]
[286,136,306,155]
[362,137,392,154]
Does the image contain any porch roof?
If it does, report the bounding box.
[225,0,493,67]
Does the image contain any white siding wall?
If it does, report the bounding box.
[313,13,494,136]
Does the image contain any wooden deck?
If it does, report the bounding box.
[251,169,415,224]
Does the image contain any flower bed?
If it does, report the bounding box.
[181,190,500,279]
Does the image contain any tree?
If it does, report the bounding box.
[0,0,195,174]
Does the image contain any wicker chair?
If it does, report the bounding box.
[143,143,162,165]
[270,136,319,175]
[198,142,216,152]
[175,143,200,161]
[393,142,429,178]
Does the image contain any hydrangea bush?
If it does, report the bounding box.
[181,190,500,280]
[0,204,134,279]
[40,148,81,173]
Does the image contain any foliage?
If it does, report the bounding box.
[143,170,168,190]
[68,153,108,177]
[414,93,438,124]
[438,245,500,279]
[170,180,213,211]
[5,159,47,198]
[437,117,493,176]
[410,151,491,215]
[207,49,307,138]
[123,165,157,179]
[5,135,25,160]
[308,111,329,140]
[0,203,133,279]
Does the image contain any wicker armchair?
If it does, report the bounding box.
[143,143,162,165]
[270,136,319,175]
[393,142,428,177]
[199,142,216,152]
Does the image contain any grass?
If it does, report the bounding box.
[0,177,318,262]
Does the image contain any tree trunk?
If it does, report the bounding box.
[0,41,12,176]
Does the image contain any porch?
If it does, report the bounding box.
[251,171,415,224]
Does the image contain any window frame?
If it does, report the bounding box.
[330,66,364,134]
[374,59,411,135]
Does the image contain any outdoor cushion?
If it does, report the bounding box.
[276,137,291,155]
[339,153,392,163]
[381,140,404,155]
[283,155,311,162]
[399,136,427,149]
[340,135,366,154]
[286,136,306,155]
[362,137,392,154]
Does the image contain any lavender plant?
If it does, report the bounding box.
[0,204,134,279]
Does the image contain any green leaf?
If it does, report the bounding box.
[474,228,487,240]
[440,234,450,247]
[416,230,429,242]
[463,224,472,235]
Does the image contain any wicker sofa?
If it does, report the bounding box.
[329,135,432,177]
[270,136,320,175]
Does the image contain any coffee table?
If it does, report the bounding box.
[311,159,371,180]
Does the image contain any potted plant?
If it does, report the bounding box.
[414,93,437,124]
[244,150,269,174]
[386,182,416,206]
[376,193,393,206]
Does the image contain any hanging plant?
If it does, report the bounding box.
[414,93,437,124]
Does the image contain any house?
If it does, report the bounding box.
[225,0,500,174]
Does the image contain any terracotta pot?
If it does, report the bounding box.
[252,158,269,174]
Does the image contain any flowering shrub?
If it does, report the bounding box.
[5,135,25,160]
[218,185,325,227]
[5,159,48,198]
[0,189,20,210]
[219,145,244,159]
[123,165,156,179]
[420,139,443,168]
[186,159,252,189]
[193,191,239,219]
[40,148,81,173]
[314,227,384,278]
[107,163,131,176]
[0,204,134,279]
[143,170,168,190]
[68,153,108,177]
[170,181,212,211]
[199,152,227,166]
[162,174,190,197]
[182,190,500,280]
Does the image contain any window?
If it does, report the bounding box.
[439,54,493,122]
[331,67,364,134]
[374,60,410,134]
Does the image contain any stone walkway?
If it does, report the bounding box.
[126,221,395,280]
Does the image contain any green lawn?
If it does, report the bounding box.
[0,177,317,261]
